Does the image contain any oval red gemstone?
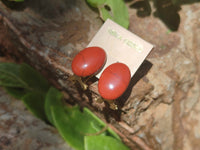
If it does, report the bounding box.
[71,47,106,77]
[98,62,131,100]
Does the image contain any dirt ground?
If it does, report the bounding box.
[0,0,200,150]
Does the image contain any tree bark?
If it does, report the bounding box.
[0,0,200,150]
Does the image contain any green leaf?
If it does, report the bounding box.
[65,106,105,135]
[84,135,130,150]
[86,0,106,7]
[19,63,50,93]
[45,87,63,125]
[0,63,28,88]
[51,105,120,150]
[51,106,84,150]
[83,107,120,140]
[0,72,24,87]
[86,0,129,28]
[4,87,27,99]
[22,92,47,121]
[171,0,179,5]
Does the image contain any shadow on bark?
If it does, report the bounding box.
[129,0,200,31]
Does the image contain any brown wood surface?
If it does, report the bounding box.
[0,0,200,150]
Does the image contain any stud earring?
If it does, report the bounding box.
[69,46,106,90]
[97,62,131,110]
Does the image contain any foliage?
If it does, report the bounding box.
[84,135,129,150]
[0,62,130,150]
[86,0,129,28]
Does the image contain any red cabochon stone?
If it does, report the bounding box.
[98,62,131,100]
[72,47,106,77]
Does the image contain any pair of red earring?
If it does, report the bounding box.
[70,46,131,110]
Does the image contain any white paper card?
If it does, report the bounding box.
[87,19,153,78]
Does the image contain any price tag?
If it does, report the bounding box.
[87,19,153,78]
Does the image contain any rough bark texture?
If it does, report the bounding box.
[0,88,73,150]
[0,0,200,150]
